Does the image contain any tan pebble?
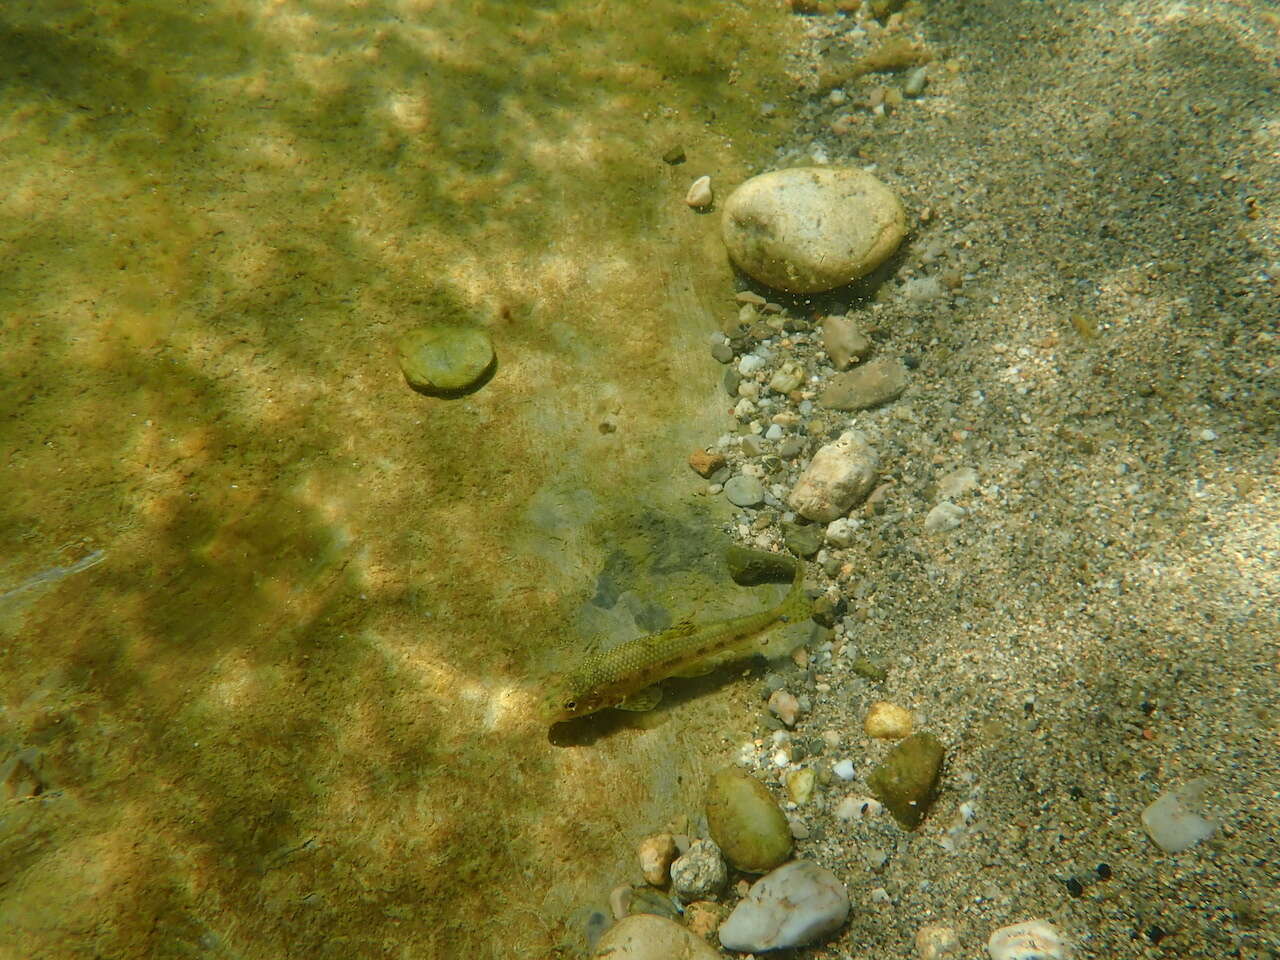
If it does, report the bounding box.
[684,900,728,940]
[592,914,721,959]
[767,689,801,727]
[916,923,961,959]
[734,291,767,305]
[822,729,842,749]
[685,175,713,209]
[637,833,679,886]
[785,767,816,804]
[610,883,634,921]
[865,701,913,739]
[735,879,751,897]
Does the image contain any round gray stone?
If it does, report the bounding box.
[397,325,495,397]
[724,475,765,508]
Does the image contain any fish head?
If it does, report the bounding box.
[540,676,608,724]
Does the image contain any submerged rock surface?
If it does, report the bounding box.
[722,166,906,293]
[718,860,850,952]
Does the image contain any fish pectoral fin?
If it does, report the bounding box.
[617,686,664,711]
[670,658,718,678]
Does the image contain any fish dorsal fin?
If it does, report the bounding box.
[617,685,663,711]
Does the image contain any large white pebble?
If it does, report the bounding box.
[986,919,1071,960]
[718,860,850,952]
[722,166,906,293]
[1141,777,1217,853]
[591,914,720,960]
[788,430,879,523]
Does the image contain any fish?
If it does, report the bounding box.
[541,560,811,724]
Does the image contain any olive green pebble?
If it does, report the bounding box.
[783,522,823,559]
[866,732,945,830]
[705,767,793,873]
[725,545,797,586]
[851,657,888,682]
[397,324,495,398]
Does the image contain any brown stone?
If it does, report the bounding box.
[688,448,726,478]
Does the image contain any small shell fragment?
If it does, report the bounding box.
[686,175,713,209]
[986,919,1071,960]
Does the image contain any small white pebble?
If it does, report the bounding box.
[832,759,856,781]
[685,175,713,209]
[1199,428,1217,441]
[765,423,783,440]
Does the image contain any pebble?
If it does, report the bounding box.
[822,314,872,370]
[825,516,859,547]
[820,356,910,410]
[832,758,856,781]
[590,914,720,960]
[670,839,728,901]
[788,429,880,522]
[936,466,978,500]
[864,701,913,739]
[717,860,851,952]
[721,166,907,293]
[686,175,713,209]
[986,919,1071,960]
[924,501,966,533]
[867,732,945,829]
[396,324,495,397]
[903,65,929,98]
[688,448,727,479]
[1141,777,1217,852]
[738,353,766,375]
[724,475,765,508]
[683,901,727,940]
[768,360,805,394]
[768,689,802,727]
[705,767,793,873]
[834,796,882,820]
[783,522,823,559]
[778,436,806,460]
[765,423,784,440]
[916,924,961,959]
[710,340,735,363]
[637,833,679,886]
[785,767,816,804]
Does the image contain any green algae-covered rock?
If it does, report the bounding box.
[867,732,944,829]
[397,324,495,397]
[706,767,793,873]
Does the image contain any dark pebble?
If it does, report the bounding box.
[711,341,735,364]
[724,368,742,397]
[662,145,686,165]
[1146,926,1168,944]
[902,355,920,370]
[1065,877,1083,898]
[1096,863,1112,881]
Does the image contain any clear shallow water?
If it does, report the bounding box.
[0,2,796,956]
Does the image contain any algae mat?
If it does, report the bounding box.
[0,2,798,957]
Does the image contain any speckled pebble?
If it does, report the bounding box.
[717,860,850,952]
[725,475,766,508]
[670,839,728,901]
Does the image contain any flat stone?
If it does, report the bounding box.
[724,475,765,508]
[725,546,797,586]
[783,521,824,558]
[820,356,909,410]
[397,324,495,397]
[788,430,879,523]
[1141,778,1217,853]
[722,166,906,294]
[822,315,872,370]
[718,860,850,952]
[591,914,720,960]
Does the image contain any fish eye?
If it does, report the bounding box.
[563,699,577,711]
